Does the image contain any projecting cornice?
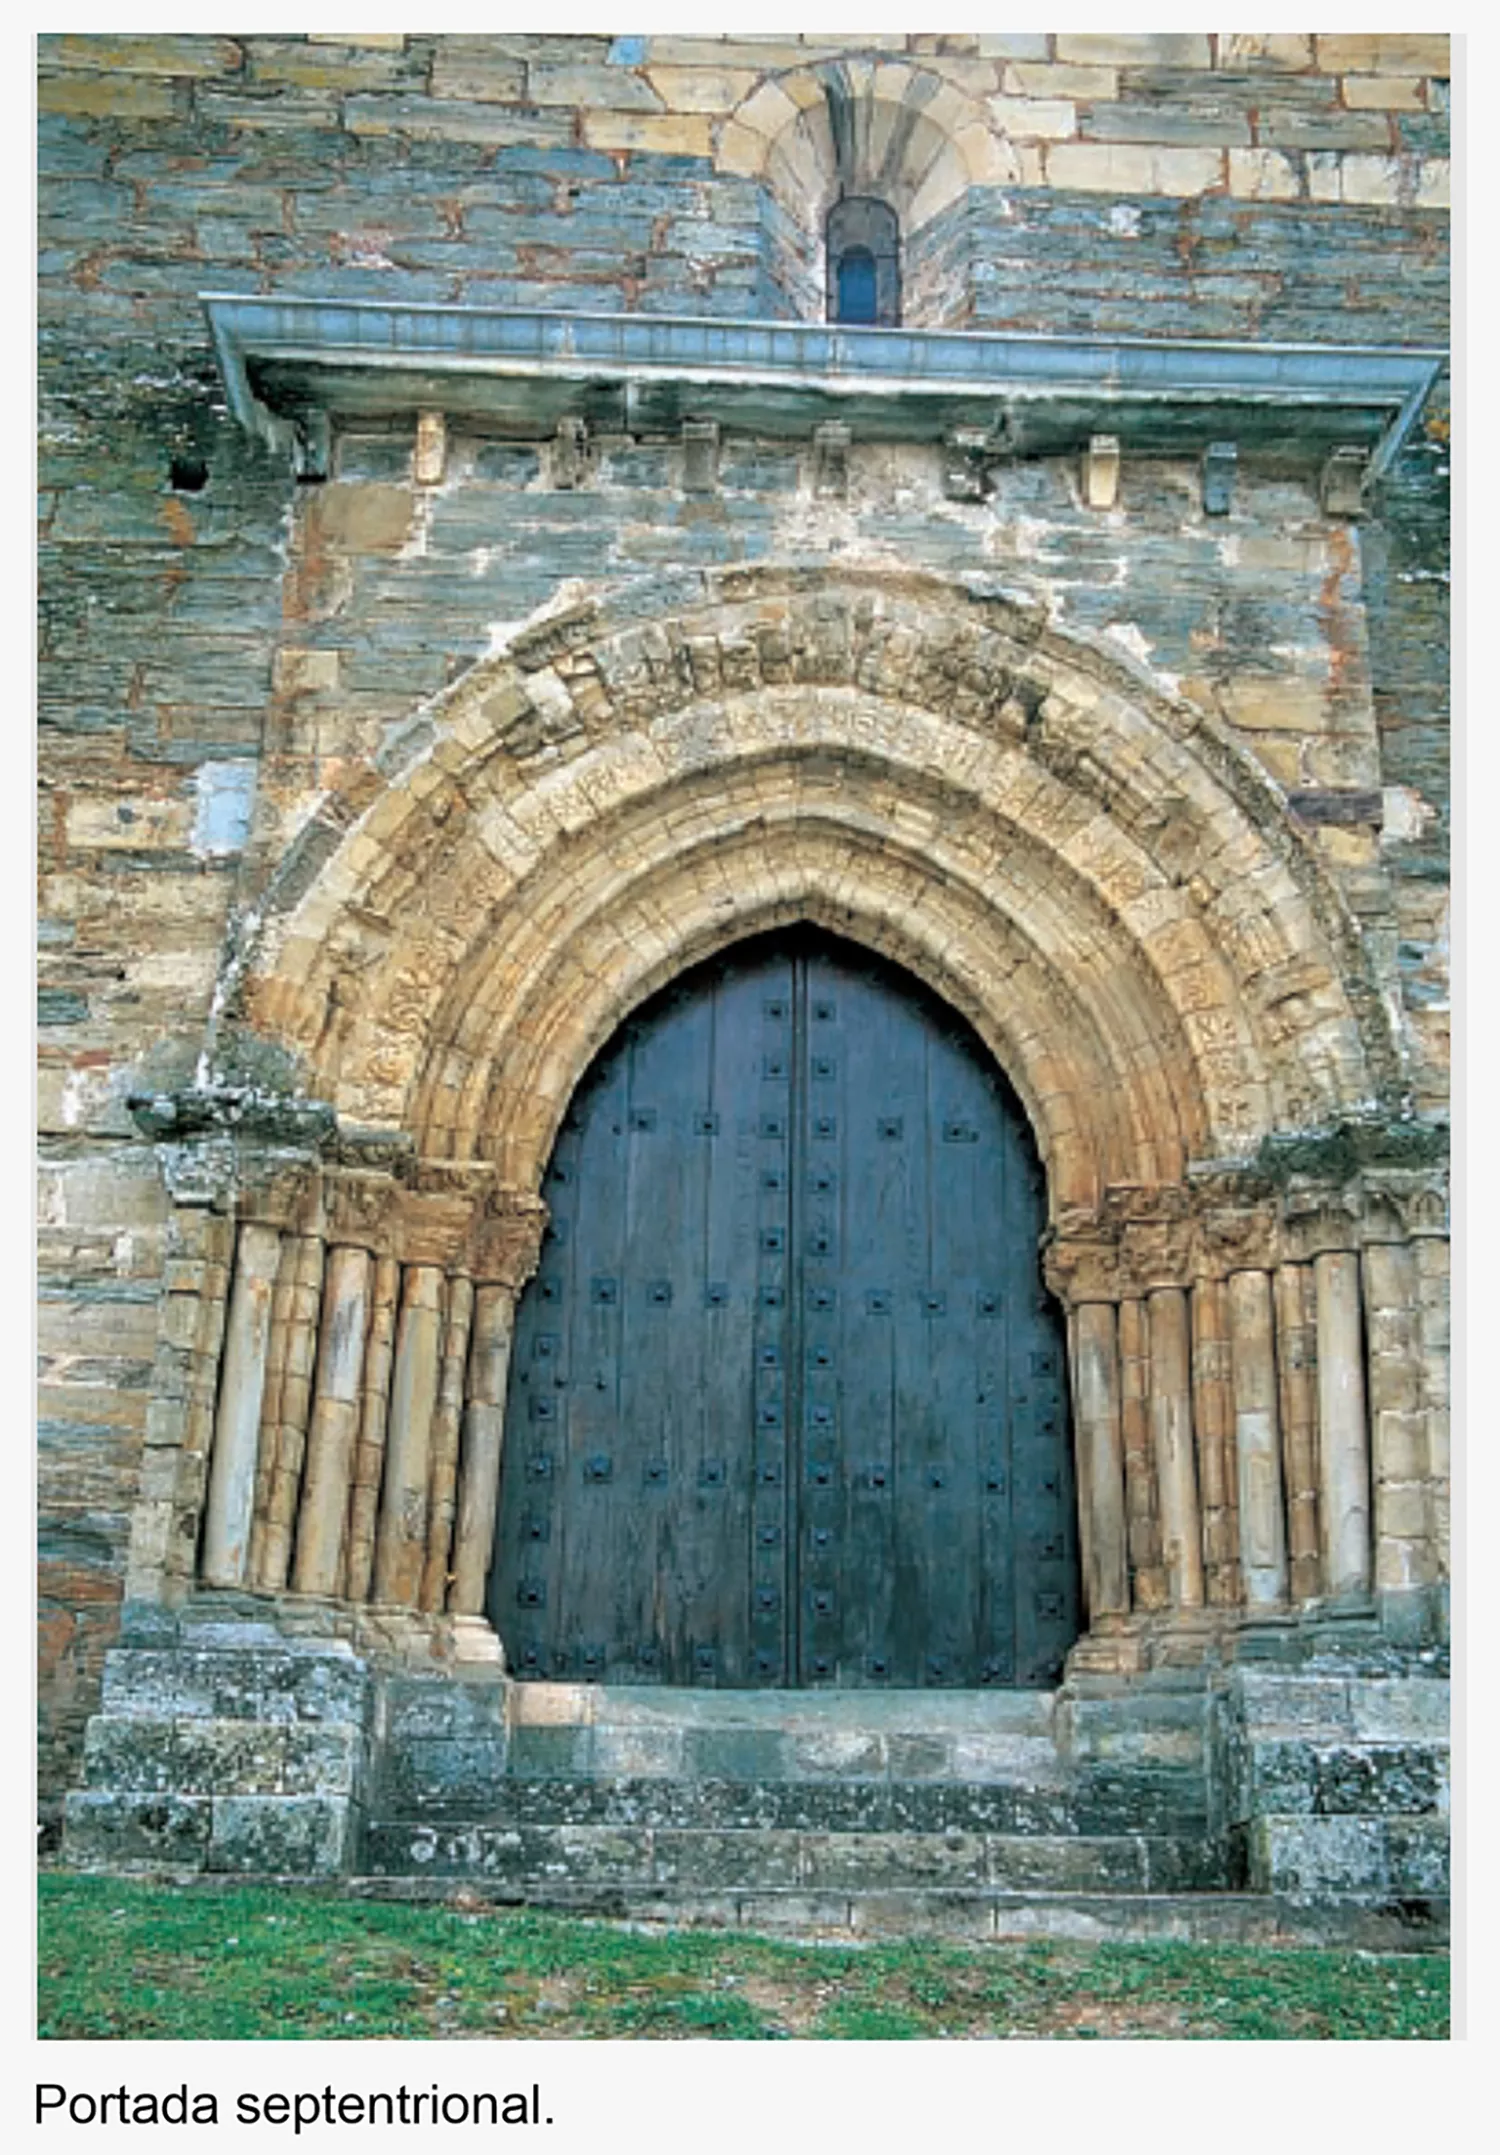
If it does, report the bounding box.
[202,294,1443,491]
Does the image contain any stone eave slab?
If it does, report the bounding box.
[202,294,1444,477]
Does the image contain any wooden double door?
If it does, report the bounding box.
[490,929,1078,1688]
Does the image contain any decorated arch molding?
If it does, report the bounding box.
[237,561,1399,1208]
[130,563,1445,1655]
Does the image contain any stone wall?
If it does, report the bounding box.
[37,33,1449,1818]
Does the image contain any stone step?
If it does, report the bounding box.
[373,1770,1208,1838]
[362,1817,1230,1894]
[348,1875,1450,1953]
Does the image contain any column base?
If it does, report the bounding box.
[449,1614,506,1668]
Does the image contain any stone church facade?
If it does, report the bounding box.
[41,33,1450,1939]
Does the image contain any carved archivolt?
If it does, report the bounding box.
[229,566,1397,1222]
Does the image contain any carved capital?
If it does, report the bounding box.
[1043,1229,1120,1307]
[1355,1166,1450,1242]
[391,1186,484,1270]
[469,1191,549,1290]
[1194,1200,1280,1280]
[320,1167,403,1252]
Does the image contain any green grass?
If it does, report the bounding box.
[37,1875,1447,2041]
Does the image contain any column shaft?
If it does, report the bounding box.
[291,1244,373,1597]
[1361,1241,1433,1592]
[201,1222,283,1587]
[1273,1262,1322,1603]
[1415,1236,1450,1584]
[420,1274,475,1612]
[341,1254,400,1603]
[254,1234,326,1590]
[372,1264,445,1606]
[1191,1278,1240,1604]
[1148,1287,1205,1609]
[1070,1302,1129,1620]
[1314,1250,1372,1598]
[248,1236,297,1585]
[1227,1268,1289,1607]
[1118,1297,1167,1611]
[450,1283,520,1616]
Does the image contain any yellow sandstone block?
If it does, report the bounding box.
[1055,33,1212,69]
[643,66,762,113]
[1045,142,1223,197]
[1003,62,1118,100]
[1315,33,1449,76]
[41,33,241,76]
[1227,148,1301,201]
[1217,34,1313,71]
[37,71,176,117]
[1218,677,1332,735]
[1342,74,1428,110]
[989,95,1077,142]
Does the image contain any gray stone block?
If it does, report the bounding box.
[381,1675,507,1740]
[786,1730,885,1779]
[652,1829,800,1890]
[1251,1815,1389,1894]
[1227,1671,1354,1734]
[986,1834,1147,1891]
[1346,1676,1449,1742]
[507,1724,594,1779]
[519,1826,654,1886]
[802,1830,988,1890]
[282,1724,366,1798]
[82,1714,180,1793]
[1244,1737,1321,1815]
[590,1726,687,1777]
[100,1645,369,1727]
[684,1728,789,1781]
[208,1794,358,1875]
[846,1890,1004,1940]
[64,1789,211,1868]
[174,1719,288,1795]
[1314,1742,1447,1817]
[381,1735,509,1812]
[1385,1817,1450,1895]
[885,1734,952,1779]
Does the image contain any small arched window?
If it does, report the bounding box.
[827,196,901,327]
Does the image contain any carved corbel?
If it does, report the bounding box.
[551,415,591,490]
[1083,433,1120,511]
[1320,444,1369,519]
[812,421,851,500]
[413,409,447,486]
[1201,440,1237,518]
[681,417,720,494]
[942,425,1001,502]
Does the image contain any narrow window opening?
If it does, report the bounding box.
[826,196,901,328]
[168,455,209,493]
[837,247,878,326]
